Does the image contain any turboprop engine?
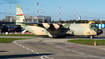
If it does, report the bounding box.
[42,23,62,30]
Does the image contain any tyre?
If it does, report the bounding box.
[90,36,94,39]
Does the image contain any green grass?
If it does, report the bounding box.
[68,39,105,46]
[0,38,27,43]
[0,34,36,36]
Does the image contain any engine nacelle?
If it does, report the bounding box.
[53,24,60,30]
[42,23,50,29]
[42,23,62,30]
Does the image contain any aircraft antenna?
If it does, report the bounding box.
[37,2,39,23]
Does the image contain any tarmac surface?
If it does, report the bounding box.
[0,37,105,59]
[0,29,105,59]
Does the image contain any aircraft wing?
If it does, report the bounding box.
[21,22,67,37]
[20,22,64,30]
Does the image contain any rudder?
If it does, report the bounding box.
[16,4,25,25]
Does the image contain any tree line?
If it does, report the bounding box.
[51,19,105,24]
[0,19,105,24]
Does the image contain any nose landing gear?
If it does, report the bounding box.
[90,36,94,39]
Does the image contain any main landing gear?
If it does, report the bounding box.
[86,36,94,39]
[56,35,66,38]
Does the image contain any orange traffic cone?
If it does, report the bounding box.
[94,40,96,46]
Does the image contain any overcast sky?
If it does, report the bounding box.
[0,0,105,21]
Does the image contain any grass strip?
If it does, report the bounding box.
[68,39,105,46]
[0,34,36,36]
[0,38,27,43]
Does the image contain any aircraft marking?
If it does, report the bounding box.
[16,14,24,16]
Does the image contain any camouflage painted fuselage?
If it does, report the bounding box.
[64,23,98,36]
[17,22,99,37]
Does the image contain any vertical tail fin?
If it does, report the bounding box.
[16,4,25,25]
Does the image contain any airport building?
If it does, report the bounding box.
[5,16,51,23]
[0,16,51,33]
[0,22,21,33]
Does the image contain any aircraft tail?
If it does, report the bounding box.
[16,4,25,25]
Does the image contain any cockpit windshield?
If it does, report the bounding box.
[91,25,97,28]
[89,24,98,32]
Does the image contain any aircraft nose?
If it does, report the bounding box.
[97,29,103,35]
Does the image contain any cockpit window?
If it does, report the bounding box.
[91,25,97,28]
[89,24,98,32]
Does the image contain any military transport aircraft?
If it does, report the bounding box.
[16,4,103,39]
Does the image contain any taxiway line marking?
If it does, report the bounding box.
[44,55,49,58]
[40,56,45,59]
[56,45,85,55]
[19,44,21,46]
[16,43,18,45]
[26,47,29,50]
[71,50,85,55]
[14,41,16,43]
[31,50,34,53]
[66,49,70,51]
[13,41,54,59]
[56,46,64,49]
[36,52,39,54]
[22,46,25,48]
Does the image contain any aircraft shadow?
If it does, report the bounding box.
[0,53,53,59]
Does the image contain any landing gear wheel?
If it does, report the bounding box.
[56,35,66,38]
[56,36,60,38]
[90,36,94,39]
[62,36,66,38]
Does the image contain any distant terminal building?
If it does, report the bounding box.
[6,16,51,23]
[6,16,16,22]
[0,15,51,33]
